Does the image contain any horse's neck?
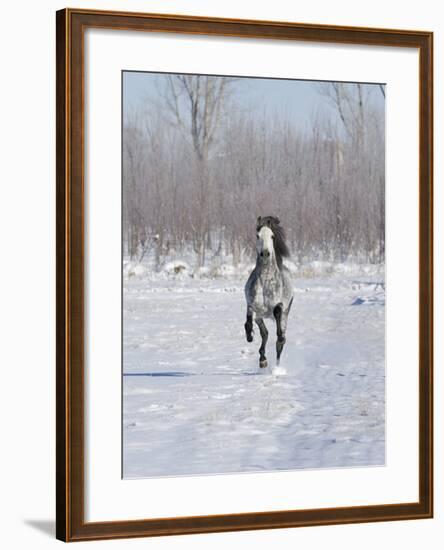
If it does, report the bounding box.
[256,255,280,279]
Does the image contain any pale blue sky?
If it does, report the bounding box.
[123,71,384,130]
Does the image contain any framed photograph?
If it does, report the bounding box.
[56,8,433,542]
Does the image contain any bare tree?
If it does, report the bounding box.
[159,75,235,161]
[156,75,237,266]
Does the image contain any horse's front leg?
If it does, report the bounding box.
[273,303,287,365]
[255,317,268,368]
[244,305,253,342]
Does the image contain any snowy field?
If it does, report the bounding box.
[123,262,385,479]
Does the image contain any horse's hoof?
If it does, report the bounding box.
[259,359,268,369]
[246,334,253,343]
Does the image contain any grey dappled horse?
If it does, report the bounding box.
[244,216,294,368]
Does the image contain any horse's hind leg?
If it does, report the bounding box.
[255,318,268,368]
[273,303,287,365]
[244,306,253,342]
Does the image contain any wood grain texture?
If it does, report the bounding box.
[56,7,433,542]
[55,8,68,542]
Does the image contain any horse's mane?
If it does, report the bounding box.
[257,216,290,269]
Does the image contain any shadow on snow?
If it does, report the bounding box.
[123,371,194,378]
[123,371,268,378]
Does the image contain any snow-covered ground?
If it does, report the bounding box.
[123,262,385,478]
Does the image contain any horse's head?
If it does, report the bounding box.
[256,224,275,261]
[256,215,290,268]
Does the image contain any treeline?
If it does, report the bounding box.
[123,77,385,267]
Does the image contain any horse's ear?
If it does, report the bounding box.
[275,217,281,225]
[257,216,262,226]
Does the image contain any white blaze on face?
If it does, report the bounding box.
[256,226,274,259]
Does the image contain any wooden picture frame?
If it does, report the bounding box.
[56,7,433,542]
